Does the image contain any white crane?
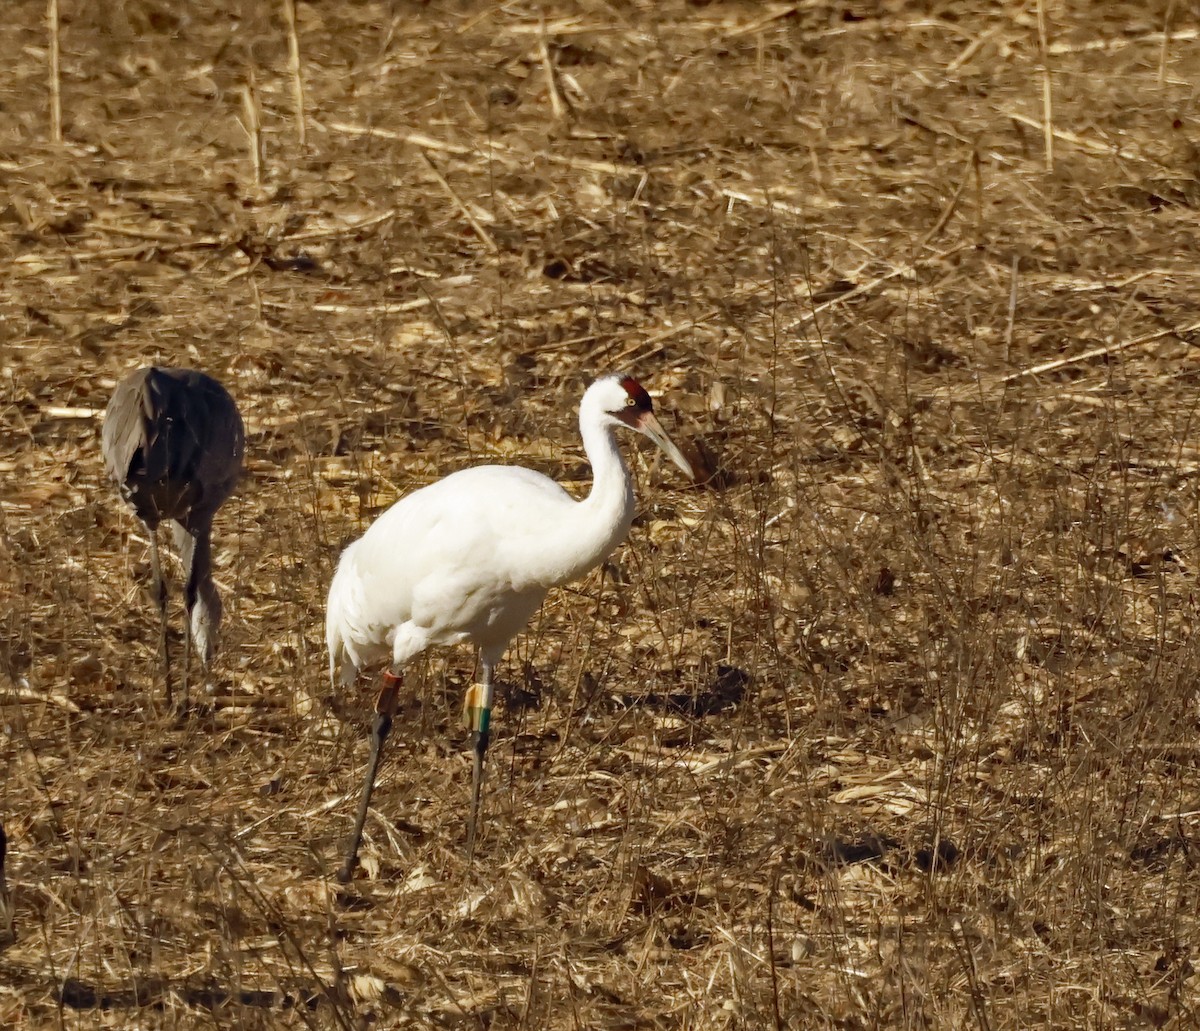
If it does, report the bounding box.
[102,367,245,707]
[327,373,694,880]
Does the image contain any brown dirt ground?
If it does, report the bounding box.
[3,0,1200,1027]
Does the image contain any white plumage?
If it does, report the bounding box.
[328,373,693,880]
[328,466,586,682]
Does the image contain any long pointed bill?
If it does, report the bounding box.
[636,411,694,480]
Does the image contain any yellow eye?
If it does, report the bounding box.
[625,396,636,407]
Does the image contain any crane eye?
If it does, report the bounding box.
[624,396,636,407]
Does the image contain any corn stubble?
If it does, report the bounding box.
[1,1,1198,1027]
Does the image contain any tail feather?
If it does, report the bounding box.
[325,544,360,692]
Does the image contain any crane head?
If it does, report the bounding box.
[602,374,694,480]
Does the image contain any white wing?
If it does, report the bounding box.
[326,465,578,678]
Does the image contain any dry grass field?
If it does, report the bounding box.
[3,0,1200,1026]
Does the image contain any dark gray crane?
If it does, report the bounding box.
[103,367,245,707]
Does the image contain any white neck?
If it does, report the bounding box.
[523,404,636,589]
[574,408,637,569]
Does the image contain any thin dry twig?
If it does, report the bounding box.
[718,3,798,42]
[1047,26,1198,55]
[1002,108,1118,159]
[418,152,498,253]
[240,81,264,187]
[89,224,223,245]
[721,188,817,217]
[325,120,639,176]
[973,149,984,233]
[919,150,976,247]
[283,209,400,243]
[0,686,80,713]
[598,243,969,370]
[945,23,1006,73]
[784,242,969,336]
[1158,0,1177,85]
[1000,319,1200,382]
[539,18,568,121]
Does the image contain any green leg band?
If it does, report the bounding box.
[463,684,491,734]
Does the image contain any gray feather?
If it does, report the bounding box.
[103,367,245,695]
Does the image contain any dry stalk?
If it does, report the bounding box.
[718,3,798,42]
[766,872,784,1031]
[419,152,498,253]
[46,0,61,142]
[282,0,307,147]
[239,81,264,187]
[1048,26,1198,55]
[1002,108,1114,157]
[595,242,968,370]
[721,188,809,218]
[1158,0,1177,85]
[919,151,975,248]
[284,209,400,242]
[972,148,983,233]
[539,17,568,121]
[326,120,638,176]
[1036,0,1053,171]
[1004,254,1019,362]
[946,23,1005,74]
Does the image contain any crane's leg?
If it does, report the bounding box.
[173,522,198,712]
[146,529,172,706]
[338,670,402,883]
[0,819,10,943]
[463,660,495,862]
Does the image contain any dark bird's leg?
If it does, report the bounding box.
[338,670,402,883]
[173,521,198,711]
[0,820,10,943]
[145,525,172,706]
[464,659,495,863]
